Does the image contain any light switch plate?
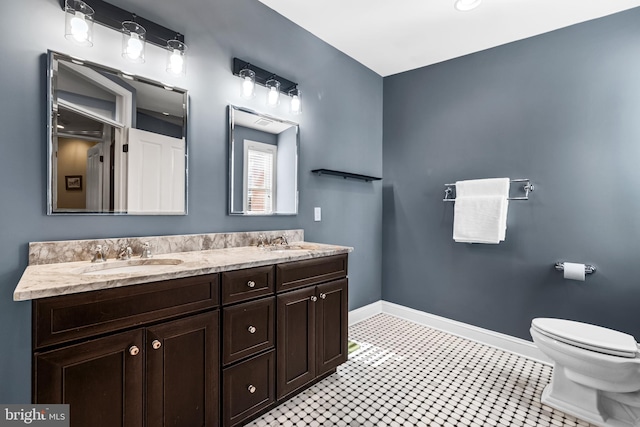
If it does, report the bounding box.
[314,207,321,222]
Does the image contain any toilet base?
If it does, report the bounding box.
[542,366,640,427]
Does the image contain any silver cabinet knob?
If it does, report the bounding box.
[152,340,162,350]
[247,280,256,288]
[248,326,256,334]
[310,296,318,302]
[320,293,327,299]
[129,345,140,356]
[248,385,256,394]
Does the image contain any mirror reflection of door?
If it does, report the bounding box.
[127,128,185,214]
[85,143,103,211]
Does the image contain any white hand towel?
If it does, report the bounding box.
[455,178,510,197]
[453,178,510,244]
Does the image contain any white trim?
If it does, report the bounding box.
[348,300,551,365]
[348,301,383,326]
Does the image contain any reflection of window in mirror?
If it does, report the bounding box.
[243,140,277,214]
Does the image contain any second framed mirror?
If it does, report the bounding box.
[228,105,298,215]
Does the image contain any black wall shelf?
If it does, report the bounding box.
[311,169,382,182]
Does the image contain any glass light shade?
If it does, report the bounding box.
[266,79,280,107]
[64,0,94,47]
[239,68,256,99]
[122,21,146,63]
[454,0,481,11]
[290,88,302,115]
[166,40,188,76]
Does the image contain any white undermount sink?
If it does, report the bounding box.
[264,243,322,252]
[73,259,183,276]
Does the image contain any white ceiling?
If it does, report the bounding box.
[258,0,640,76]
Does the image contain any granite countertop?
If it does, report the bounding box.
[14,242,353,301]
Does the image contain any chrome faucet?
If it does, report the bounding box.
[279,233,289,246]
[91,244,108,263]
[257,234,267,248]
[118,246,133,260]
[141,242,152,259]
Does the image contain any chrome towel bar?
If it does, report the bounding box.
[443,178,534,202]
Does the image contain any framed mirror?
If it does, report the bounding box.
[47,51,188,215]
[228,105,298,215]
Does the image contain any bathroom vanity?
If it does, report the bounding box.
[15,230,351,427]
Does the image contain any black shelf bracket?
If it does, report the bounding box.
[312,169,382,182]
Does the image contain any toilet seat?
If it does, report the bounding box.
[532,318,638,358]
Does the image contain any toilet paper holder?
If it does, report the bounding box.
[555,262,596,275]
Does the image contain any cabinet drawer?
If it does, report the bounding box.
[223,350,275,427]
[223,297,275,365]
[34,274,219,349]
[276,254,348,293]
[222,266,274,305]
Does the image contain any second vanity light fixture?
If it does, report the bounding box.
[62,0,188,75]
[234,58,302,115]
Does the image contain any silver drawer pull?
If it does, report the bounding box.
[152,340,162,350]
[248,326,256,334]
[247,280,256,288]
[129,345,140,356]
[310,296,318,302]
[248,385,256,394]
[320,293,327,299]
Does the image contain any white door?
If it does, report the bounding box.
[86,144,103,211]
[127,128,185,214]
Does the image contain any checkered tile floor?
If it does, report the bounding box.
[247,313,595,427]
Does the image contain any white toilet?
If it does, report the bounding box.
[530,318,640,427]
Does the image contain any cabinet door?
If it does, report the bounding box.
[316,279,349,376]
[146,311,219,427]
[276,287,316,399]
[34,329,143,427]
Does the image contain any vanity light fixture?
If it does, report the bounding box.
[59,0,187,75]
[289,86,302,115]
[454,0,482,11]
[239,66,256,99]
[232,58,301,114]
[265,77,281,107]
[64,0,94,46]
[166,38,187,76]
[122,19,146,63]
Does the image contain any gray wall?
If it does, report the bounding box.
[0,0,382,402]
[383,8,640,341]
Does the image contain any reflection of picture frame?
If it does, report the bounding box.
[65,175,82,191]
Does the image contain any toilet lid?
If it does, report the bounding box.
[532,318,638,358]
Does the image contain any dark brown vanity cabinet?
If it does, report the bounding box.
[32,253,349,427]
[33,274,220,427]
[276,256,349,400]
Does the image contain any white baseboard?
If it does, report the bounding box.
[348,301,383,326]
[349,300,551,365]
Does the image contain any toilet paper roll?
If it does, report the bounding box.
[563,262,586,281]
